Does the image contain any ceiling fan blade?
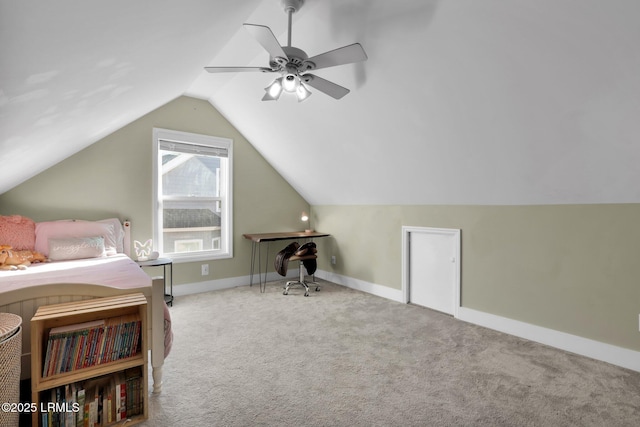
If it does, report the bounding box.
[205,66,274,73]
[302,74,350,100]
[305,43,367,71]
[243,23,288,61]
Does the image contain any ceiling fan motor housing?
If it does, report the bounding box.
[269,46,313,74]
[282,46,308,67]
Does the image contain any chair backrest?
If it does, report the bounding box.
[274,242,300,276]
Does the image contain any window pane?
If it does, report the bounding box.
[161,152,221,197]
[162,200,222,254]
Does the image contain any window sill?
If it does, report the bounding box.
[162,252,232,263]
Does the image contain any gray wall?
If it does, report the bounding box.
[0,96,309,285]
[313,204,640,352]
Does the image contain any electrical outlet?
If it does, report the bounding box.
[331,256,337,265]
[201,264,209,276]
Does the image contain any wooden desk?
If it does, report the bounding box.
[243,231,330,292]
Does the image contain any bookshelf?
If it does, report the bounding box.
[31,293,148,426]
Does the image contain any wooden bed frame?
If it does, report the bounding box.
[0,220,165,393]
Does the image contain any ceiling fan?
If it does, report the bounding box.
[204,0,367,102]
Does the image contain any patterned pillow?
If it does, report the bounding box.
[48,236,106,261]
[0,215,36,250]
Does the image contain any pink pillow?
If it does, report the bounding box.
[0,215,36,250]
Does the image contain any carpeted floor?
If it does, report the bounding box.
[140,280,640,426]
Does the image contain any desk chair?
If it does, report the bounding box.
[283,242,319,297]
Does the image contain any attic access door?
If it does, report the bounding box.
[402,227,460,316]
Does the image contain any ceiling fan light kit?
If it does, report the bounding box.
[263,77,284,101]
[205,0,367,102]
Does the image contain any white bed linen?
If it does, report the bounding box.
[0,254,150,294]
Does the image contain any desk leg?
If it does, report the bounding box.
[262,242,270,293]
[257,241,270,293]
[257,242,261,291]
[249,241,256,287]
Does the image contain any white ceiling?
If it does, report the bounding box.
[2,0,639,204]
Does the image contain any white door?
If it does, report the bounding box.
[405,227,460,315]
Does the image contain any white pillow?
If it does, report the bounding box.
[96,218,125,253]
[35,220,117,256]
[48,236,106,261]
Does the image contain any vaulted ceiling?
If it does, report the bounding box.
[1,0,639,204]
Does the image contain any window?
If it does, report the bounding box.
[153,128,232,262]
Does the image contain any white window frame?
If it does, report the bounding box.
[152,128,233,262]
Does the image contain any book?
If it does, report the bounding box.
[122,321,132,359]
[125,366,143,416]
[42,333,54,377]
[102,325,114,364]
[81,328,95,369]
[62,331,77,373]
[73,331,83,372]
[132,320,142,355]
[55,332,68,375]
[114,371,127,422]
[45,333,59,377]
[65,383,75,427]
[75,386,85,427]
[106,377,115,424]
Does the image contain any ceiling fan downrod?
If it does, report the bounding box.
[281,0,304,47]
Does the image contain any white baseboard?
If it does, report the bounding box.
[315,270,404,302]
[457,307,640,372]
[173,271,293,296]
[316,270,640,373]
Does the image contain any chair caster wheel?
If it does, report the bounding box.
[315,287,320,291]
[304,292,309,297]
[283,290,288,295]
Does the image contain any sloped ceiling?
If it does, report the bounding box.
[2,0,639,204]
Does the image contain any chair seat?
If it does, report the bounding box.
[289,254,318,262]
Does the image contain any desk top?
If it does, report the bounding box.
[242,231,330,242]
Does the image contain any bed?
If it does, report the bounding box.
[0,216,166,393]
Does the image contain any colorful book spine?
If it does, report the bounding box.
[42,315,142,380]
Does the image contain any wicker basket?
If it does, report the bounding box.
[0,313,22,427]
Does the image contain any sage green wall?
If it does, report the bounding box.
[0,96,309,285]
[312,204,640,352]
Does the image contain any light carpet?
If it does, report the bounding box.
[140,280,640,426]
